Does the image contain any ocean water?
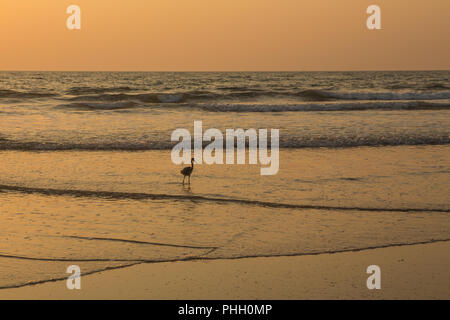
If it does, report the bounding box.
[0,71,449,289]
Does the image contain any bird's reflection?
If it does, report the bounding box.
[182,183,192,193]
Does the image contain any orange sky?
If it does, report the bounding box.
[1,0,449,71]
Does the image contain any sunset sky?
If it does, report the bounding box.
[1,0,449,71]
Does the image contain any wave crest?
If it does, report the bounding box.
[0,89,57,99]
[296,89,450,101]
[196,101,450,112]
[58,89,450,106]
[0,134,448,151]
[65,93,187,104]
[66,86,136,95]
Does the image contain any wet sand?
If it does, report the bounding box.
[0,241,448,300]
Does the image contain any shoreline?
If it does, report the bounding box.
[1,241,448,299]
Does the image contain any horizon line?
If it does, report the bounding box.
[1,69,449,73]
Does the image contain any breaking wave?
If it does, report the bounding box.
[54,100,450,112]
[56,101,141,110]
[64,92,187,103]
[65,86,136,95]
[62,89,450,103]
[296,89,450,101]
[0,89,57,99]
[4,85,450,105]
[194,101,450,112]
[0,133,448,151]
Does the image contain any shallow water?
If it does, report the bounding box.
[0,147,449,288]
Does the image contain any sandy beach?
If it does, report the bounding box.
[0,241,448,300]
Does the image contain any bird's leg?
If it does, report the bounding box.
[182,176,185,184]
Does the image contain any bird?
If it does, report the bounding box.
[181,158,195,184]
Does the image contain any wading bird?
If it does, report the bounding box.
[181,158,195,184]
